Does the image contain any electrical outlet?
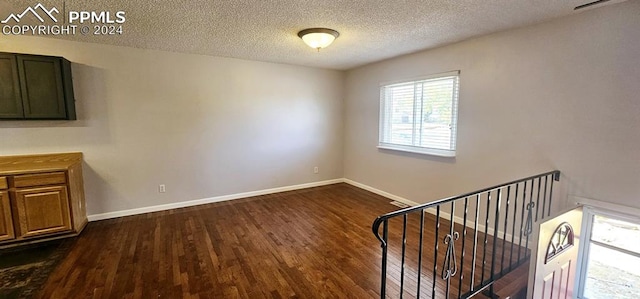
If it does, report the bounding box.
[159,184,166,193]
[314,166,319,174]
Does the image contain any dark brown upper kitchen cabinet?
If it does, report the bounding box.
[0,52,76,120]
[0,54,23,118]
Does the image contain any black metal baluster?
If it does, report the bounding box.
[541,176,548,221]
[509,184,519,271]
[443,202,456,298]
[481,192,491,285]
[523,204,535,239]
[400,214,407,299]
[380,219,389,298]
[457,198,469,298]
[529,178,535,222]
[489,189,502,296]
[535,177,542,222]
[470,195,480,292]
[432,206,440,299]
[500,186,511,275]
[417,211,425,299]
[549,172,560,217]
[524,179,536,257]
[517,181,527,262]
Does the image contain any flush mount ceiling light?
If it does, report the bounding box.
[297,28,340,51]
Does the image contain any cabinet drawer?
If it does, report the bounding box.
[0,177,7,190]
[13,172,66,188]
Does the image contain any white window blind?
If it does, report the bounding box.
[378,71,460,157]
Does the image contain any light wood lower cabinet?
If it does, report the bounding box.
[0,191,15,242]
[14,186,72,238]
[0,152,87,248]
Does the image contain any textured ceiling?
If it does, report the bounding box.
[0,0,625,70]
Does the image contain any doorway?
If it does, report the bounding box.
[578,210,640,298]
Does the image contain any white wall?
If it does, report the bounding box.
[0,36,344,216]
[344,1,640,210]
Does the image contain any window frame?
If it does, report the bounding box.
[378,70,460,158]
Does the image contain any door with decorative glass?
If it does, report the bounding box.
[529,207,583,298]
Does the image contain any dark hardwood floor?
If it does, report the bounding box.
[39,184,398,298]
[37,183,528,298]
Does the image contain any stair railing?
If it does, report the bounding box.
[372,170,560,298]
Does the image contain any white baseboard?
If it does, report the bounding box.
[88,179,344,221]
[342,179,420,207]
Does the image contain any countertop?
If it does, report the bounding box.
[0,152,83,176]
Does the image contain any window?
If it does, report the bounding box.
[378,71,460,157]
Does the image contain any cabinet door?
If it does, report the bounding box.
[0,54,24,118]
[14,186,72,238]
[0,191,15,242]
[17,55,67,119]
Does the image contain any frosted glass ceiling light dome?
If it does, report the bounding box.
[298,28,340,51]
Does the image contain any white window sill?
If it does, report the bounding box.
[377,144,456,158]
